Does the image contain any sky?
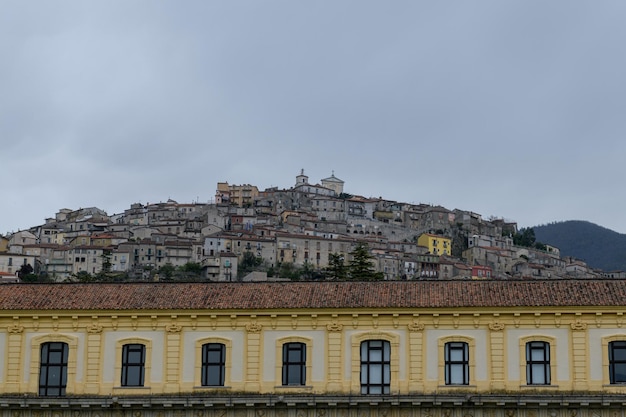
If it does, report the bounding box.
[3,1,626,236]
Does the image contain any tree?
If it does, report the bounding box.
[299,261,314,280]
[74,271,96,283]
[179,262,203,280]
[158,263,176,279]
[277,262,299,280]
[238,251,263,278]
[347,243,384,281]
[101,250,112,274]
[17,263,33,278]
[326,253,347,280]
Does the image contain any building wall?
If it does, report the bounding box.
[4,305,626,396]
[417,234,451,256]
[3,281,626,416]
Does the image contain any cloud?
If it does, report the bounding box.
[3,1,626,234]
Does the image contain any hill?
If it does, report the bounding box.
[533,221,626,271]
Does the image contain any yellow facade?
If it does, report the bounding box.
[3,280,626,415]
[417,233,451,256]
[1,285,626,395]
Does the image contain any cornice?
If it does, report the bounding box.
[1,393,626,409]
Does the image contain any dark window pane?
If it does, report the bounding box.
[445,342,469,385]
[360,340,391,394]
[39,342,69,396]
[610,341,626,384]
[282,343,306,386]
[526,341,550,385]
[202,343,225,386]
[122,344,145,387]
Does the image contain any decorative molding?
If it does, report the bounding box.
[326,321,343,332]
[571,319,587,331]
[246,322,263,333]
[87,323,103,334]
[408,320,425,332]
[7,324,24,334]
[166,323,182,333]
[488,321,505,331]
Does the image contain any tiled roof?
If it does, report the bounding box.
[1,280,626,311]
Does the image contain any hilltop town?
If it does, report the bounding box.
[0,170,608,282]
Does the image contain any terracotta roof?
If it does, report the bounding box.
[0,280,625,311]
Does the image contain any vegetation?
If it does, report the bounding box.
[512,227,547,251]
[238,251,264,278]
[450,224,469,258]
[228,243,383,281]
[346,242,384,281]
[534,220,626,271]
[16,263,51,282]
[325,253,348,280]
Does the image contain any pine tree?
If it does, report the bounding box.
[347,243,384,281]
[326,253,348,280]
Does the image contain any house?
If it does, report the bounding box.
[2,279,626,415]
[0,252,36,276]
[471,264,493,279]
[417,233,451,256]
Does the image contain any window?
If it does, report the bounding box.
[445,342,469,385]
[360,340,390,394]
[609,341,626,384]
[121,344,145,387]
[39,342,69,396]
[282,342,306,385]
[201,343,226,386]
[526,341,550,385]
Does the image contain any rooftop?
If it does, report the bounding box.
[0,279,624,311]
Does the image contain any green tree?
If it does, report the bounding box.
[326,253,347,280]
[17,263,34,279]
[277,262,299,280]
[299,261,314,280]
[238,251,263,278]
[176,262,203,281]
[514,228,540,248]
[347,243,384,281]
[74,271,96,282]
[158,263,176,279]
[180,262,202,274]
[101,250,112,274]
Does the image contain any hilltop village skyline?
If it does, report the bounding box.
[0,170,611,282]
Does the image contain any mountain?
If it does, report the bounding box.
[533,220,626,272]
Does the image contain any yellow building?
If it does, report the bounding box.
[215,182,259,207]
[417,233,451,255]
[2,280,626,415]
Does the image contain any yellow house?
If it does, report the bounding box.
[417,233,451,255]
[0,236,8,252]
[2,280,626,415]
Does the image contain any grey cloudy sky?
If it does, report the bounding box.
[3,1,626,235]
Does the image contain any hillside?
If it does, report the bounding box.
[534,221,626,271]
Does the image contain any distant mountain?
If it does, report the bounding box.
[533,221,626,272]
